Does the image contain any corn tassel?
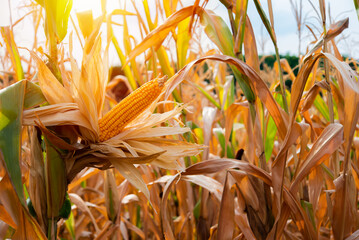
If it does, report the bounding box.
[99,76,167,141]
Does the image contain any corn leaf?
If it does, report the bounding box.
[24,81,47,109]
[291,123,343,192]
[0,27,24,81]
[243,17,260,73]
[265,115,277,161]
[36,0,73,42]
[104,170,120,222]
[200,10,234,57]
[0,173,47,239]
[166,54,288,140]
[44,138,67,219]
[176,17,191,69]
[217,172,234,239]
[0,81,26,205]
[355,0,359,21]
[76,10,94,39]
[127,6,199,63]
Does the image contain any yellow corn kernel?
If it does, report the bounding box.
[99,76,167,141]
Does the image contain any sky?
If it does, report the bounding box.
[0,0,358,67]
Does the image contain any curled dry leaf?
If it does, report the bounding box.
[303,18,349,62]
[68,193,100,233]
[301,80,330,113]
[166,54,289,140]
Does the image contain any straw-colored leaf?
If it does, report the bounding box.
[30,52,73,104]
[68,193,100,232]
[111,161,150,200]
[28,127,47,231]
[301,80,330,113]
[23,103,93,131]
[160,173,180,240]
[0,27,24,81]
[181,175,222,200]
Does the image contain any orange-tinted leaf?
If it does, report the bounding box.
[243,17,260,73]
[127,6,201,63]
[166,54,289,140]
[0,174,46,239]
[291,123,343,192]
[301,80,330,113]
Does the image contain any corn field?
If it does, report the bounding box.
[1,0,359,239]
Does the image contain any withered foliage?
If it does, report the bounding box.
[0,0,358,239]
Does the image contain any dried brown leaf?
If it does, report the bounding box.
[217,172,235,240]
[161,173,180,240]
[127,6,201,64]
[181,175,222,200]
[301,80,330,113]
[0,174,46,239]
[68,193,100,233]
[166,54,289,140]
[291,123,343,192]
[243,17,260,73]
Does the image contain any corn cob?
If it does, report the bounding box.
[99,76,167,141]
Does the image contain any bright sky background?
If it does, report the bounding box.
[0,0,358,68]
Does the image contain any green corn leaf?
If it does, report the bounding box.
[0,81,27,205]
[24,81,47,109]
[265,115,277,161]
[65,211,75,240]
[45,138,67,219]
[252,0,276,47]
[111,33,137,90]
[0,80,48,206]
[355,0,359,21]
[176,17,191,69]
[193,82,221,110]
[214,128,234,158]
[36,0,73,42]
[314,95,330,122]
[200,10,234,57]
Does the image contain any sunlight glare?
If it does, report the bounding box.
[73,0,103,17]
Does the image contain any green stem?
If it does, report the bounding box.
[47,218,57,240]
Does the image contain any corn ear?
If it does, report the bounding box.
[99,76,167,141]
